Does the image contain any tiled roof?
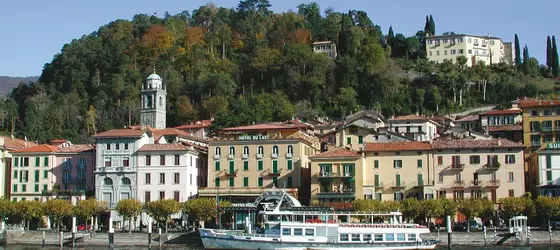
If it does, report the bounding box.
[390,115,428,122]
[455,115,479,122]
[519,100,560,108]
[487,125,523,132]
[50,139,68,143]
[221,123,294,132]
[309,147,361,159]
[93,129,146,138]
[0,136,37,150]
[281,120,313,129]
[137,144,190,152]
[175,120,213,130]
[154,128,190,140]
[480,109,522,116]
[431,139,524,149]
[12,144,59,153]
[56,144,95,153]
[365,142,431,152]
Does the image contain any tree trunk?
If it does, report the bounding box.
[129,218,132,234]
[466,216,470,232]
[165,219,168,234]
[453,87,457,103]
[483,80,487,101]
[459,88,463,106]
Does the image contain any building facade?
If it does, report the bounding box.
[312,41,337,59]
[432,139,525,203]
[363,142,435,201]
[140,73,167,130]
[175,119,213,139]
[309,147,363,203]
[425,34,512,67]
[198,122,320,205]
[389,115,440,141]
[534,142,560,196]
[0,136,35,198]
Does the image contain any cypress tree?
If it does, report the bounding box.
[388,26,395,48]
[552,35,559,77]
[424,16,430,35]
[514,34,521,71]
[429,15,435,35]
[546,36,552,69]
[522,45,530,74]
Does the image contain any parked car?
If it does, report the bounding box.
[77,225,91,231]
[453,220,479,231]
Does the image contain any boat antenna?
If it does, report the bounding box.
[273,189,287,212]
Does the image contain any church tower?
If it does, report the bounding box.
[140,71,167,129]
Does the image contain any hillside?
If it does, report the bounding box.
[0,1,555,144]
[0,76,38,97]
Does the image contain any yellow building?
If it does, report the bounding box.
[425,33,512,67]
[432,139,525,203]
[309,147,364,203]
[199,121,320,205]
[363,142,434,201]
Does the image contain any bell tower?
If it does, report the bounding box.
[140,69,166,129]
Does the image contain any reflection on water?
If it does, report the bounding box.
[1,245,560,250]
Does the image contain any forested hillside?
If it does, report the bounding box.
[0,1,556,143]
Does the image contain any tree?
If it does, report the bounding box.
[16,200,43,230]
[43,199,73,232]
[547,36,552,70]
[147,199,180,233]
[522,45,531,75]
[0,199,15,229]
[499,196,525,219]
[420,199,442,225]
[182,198,232,228]
[74,198,98,232]
[402,198,420,222]
[514,34,521,71]
[457,198,483,232]
[115,199,142,233]
[387,26,395,49]
[535,196,560,226]
[93,200,109,230]
[85,105,98,135]
[440,198,457,218]
[429,15,435,36]
[552,36,559,77]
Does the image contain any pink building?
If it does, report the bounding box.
[175,119,213,139]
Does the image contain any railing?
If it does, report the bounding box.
[256,153,263,159]
[225,169,238,177]
[268,168,282,176]
[375,181,384,188]
[451,180,465,188]
[62,164,72,170]
[391,181,406,188]
[470,180,482,187]
[531,141,541,146]
[271,153,278,159]
[415,180,435,187]
[450,163,465,170]
[484,162,501,170]
[286,153,293,158]
[213,155,220,160]
[62,178,72,183]
[228,154,235,160]
[317,172,355,178]
[541,127,553,132]
[485,179,501,187]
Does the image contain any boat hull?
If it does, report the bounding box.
[199,229,438,250]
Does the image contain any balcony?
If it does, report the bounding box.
[484,162,501,170]
[76,177,86,183]
[474,43,480,46]
[391,181,406,188]
[415,180,435,187]
[225,169,238,177]
[317,172,355,178]
[242,154,249,159]
[268,168,282,177]
[451,180,465,188]
[470,180,483,187]
[228,154,235,160]
[62,163,72,170]
[286,153,293,158]
[374,181,384,188]
[541,127,553,132]
[271,153,278,159]
[62,178,72,184]
[315,189,356,199]
[450,163,465,170]
[531,141,541,147]
[485,179,501,187]
[256,153,263,159]
[213,155,220,160]
[76,163,85,169]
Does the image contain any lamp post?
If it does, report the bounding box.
[72,198,77,248]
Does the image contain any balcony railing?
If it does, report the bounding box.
[286,153,293,158]
[228,154,235,160]
[470,180,483,187]
[555,127,560,131]
[531,141,541,146]
[62,164,72,170]
[62,178,72,183]
[256,153,263,159]
[213,155,220,160]
[374,181,384,188]
[268,168,282,177]
[484,162,501,170]
[390,181,406,188]
[450,163,465,170]
[485,179,501,187]
[76,177,86,183]
[541,127,553,132]
[451,180,465,188]
[271,153,278,159]
[242,154,249,159]
[225,169,238,177]
[317,172,355,178]
[415,180,435,187]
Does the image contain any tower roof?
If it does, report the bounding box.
[147,73,161,81]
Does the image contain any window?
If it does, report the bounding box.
[386,234,395,241]
[258,161,263,171]
[363,234,372,241]
[417,160,422,168]
[173,191,180,202]
[452,155,461,165]
[347,137,351,145]
[455,173,462,182]
[397,234,406,241]
[43,184,48,191]
[146,155,151,166]
[545,110,551,116]
[272,146,278,154]
[374,160,379,169]
[175,155,180,165]
[34,170,39,182]
[394,191,403,201]
[215,162,220,171]
[35,157,39,167]
[159,173,165,184]
[123,157,129,167]
[286,159,293,170]
[305,228,314,236]
[509,189,515,197]
[34,184,39,192]
[215,147,221,156]
[104,158,111,167]
[174,173,180,184]
[257,146,264,155]
[122,177,131,185]
[509,172,514,182]
[115,143,120,150]
[282,228,291,235]
[350,234,360,241]
[242,177,249,187]
[145,191,151,202]
[258,177,263,187]
[545,135,553,142]
[470,155,480,164]
[374,234,383,241]
[43,170,48,179]
[13,170,17,179]
[215,177,220,187]
[393,160,402,169]
[459,49,464,54]
[104,178,113,185]
[339,234,349,241]
[190,174,192,185]
[505,155,515,164]
[44,157,48,166]
[438,173,444,183]
[358,136,363,144]
[437,156,443,165]
[159,191,165,200]
[408,234,417,242]
[106,144,111,150]
[160,155,166,165]
[229,146,235,155]
[124,143,129,150]
[145,173,151,184]
[530,121,540,132]
[12,185,17,192]
[229,177,234,187]
[444,50,447,55]
[287,145,293,155]
[451,50,456,55]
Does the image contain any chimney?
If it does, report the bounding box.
[497,138,502,146]
[488,32,491,38]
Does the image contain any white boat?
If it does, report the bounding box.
[199,192,439,250]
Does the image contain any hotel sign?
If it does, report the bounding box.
[238,135,269,140]
[548,142,560,150]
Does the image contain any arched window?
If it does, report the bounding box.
[159,96,163,107]
[287,145,293,154]
[229,146,235,155]
[243,146,249,155]
[272,145,279,154]
[103,178,113,186]
[215,147,221,156]
[121,177,131,186]
[257,146,264,154]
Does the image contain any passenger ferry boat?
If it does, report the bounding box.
[199,192,439,250]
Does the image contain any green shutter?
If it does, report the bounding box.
[375,174,379,187]
[215,162,220,171]
[258,177,263,187]
[13,171,17,179]
[358,136,363,144]
[547,155,552,169]
[35,157,40,167]
[34,184,39,192]
[44,157,48,166]
[215,177,220,187]
[244,177,249,187]
[396,174,401,186]
[347,137,351,145]
[14,158,18,167]
[43,170,48,179]
[229,177,234,187]
[12,185,17,192]
[287,177,293,187]
[258,161,263,171]
[43,184,48,191]
[287,160,293,170]
[229,161,234,173]
[22,185,26,192]
[34,170,39,182]
[547,171,553,181]
[374,160,379,169]
[273,161,278,173]
[417,159,423,168]
[417,173,423,186]
[272,177,278,186]
[243,161,249,171]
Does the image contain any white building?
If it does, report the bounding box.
[389,115,441,141]
[0,136,35,199]
[312,41,337,59]
[425,33,513,67]
[536,142,560,196]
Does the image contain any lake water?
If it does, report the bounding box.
[2,245,560,250]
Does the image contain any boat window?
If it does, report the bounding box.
[294,228,303,236]
[268,215,280,222]
[397,234,406,241]
[385,234,395,241]
[351,234,360,241]
[282,228,291,236]
[374,234,383,241]
[363,234,372,242]
[339,234,349,242]
[305,228,314,236]
[295,215,304,222]
[408,234,416,242]
[282,215,291,222]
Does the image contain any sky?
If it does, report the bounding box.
[0,0,558,77]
